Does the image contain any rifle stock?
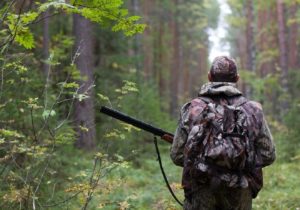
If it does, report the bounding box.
[100,106,174,144]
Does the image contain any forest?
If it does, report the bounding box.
[0,0,299,209]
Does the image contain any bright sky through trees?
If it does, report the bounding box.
[208,0,231,62]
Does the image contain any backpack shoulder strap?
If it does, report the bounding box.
[232,96,248,107]
[198,96,214,104]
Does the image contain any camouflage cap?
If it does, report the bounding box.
[210,56,238,82]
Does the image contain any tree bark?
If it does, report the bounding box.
[142,0,153,81]
[128,0,142,83]
[182,42,189,99]
[257,8,265,77]
[42,1,50,76]
[257,3,278,76]
[245,0,255,97]
[158,16,166,98]
[246,0,255,72]
[277,0,288,78]
[169,0,180,116]
[73,14,96,150]
[277,0,289,112]
[276,0,289,109]
[288,4,298,69]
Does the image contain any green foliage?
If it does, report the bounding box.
[1,0,145,50]
[14,29,35,49]
[257,50,280,70]
[0,0,146,207]
[97,74,176,159]
[115,80,139,96]
[277,71,300,160]
[239,70,282,104]
[6,12,38,49]
[179,0,220,46]
[95,147,183,210]
[0,57,129,208]
[72,0,146,36]
[31,140,299,210]
[239,69,300,163]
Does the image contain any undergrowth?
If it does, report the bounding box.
[43,133,300,210]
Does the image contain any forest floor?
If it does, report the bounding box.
[107,147,300,210]
[56,140,300,210]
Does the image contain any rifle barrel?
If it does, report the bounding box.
[100,106,174,142]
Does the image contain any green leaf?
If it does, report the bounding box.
[0,129,24,138]
[15,29,35,49]
[38,1,75,13]
[76,93,89,102]
[42,109,56,120]
[62,82,79,89]
[97,93,110,101]
[21,12,39,24]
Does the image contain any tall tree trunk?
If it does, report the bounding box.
[152,0,159,84]
[158,17,166,98]
[277,0,288,80]
[73,14,96,150]
[268,6,278,75]
[142,0,152,81]
[169,0,180,116]
[258,4,278,77]
[246,0,255,72]
[128,0,142,83]
[257,8,265,77]
[183,55,189,99]
[42,1,50,76]
[288,4,298,69]
[277,0,289,112]
[245,0,255,97]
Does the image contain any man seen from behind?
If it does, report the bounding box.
[171,56,276,210]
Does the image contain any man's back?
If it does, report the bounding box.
[170,56,275,210]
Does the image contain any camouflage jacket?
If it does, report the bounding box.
[170,82,276,196]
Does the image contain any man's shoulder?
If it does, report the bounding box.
[191,97,209,107]
[243,99,263,112]
[242,99,265,123]
[246,100,263,110]
[181,97,208,111]
[179,98,208,122]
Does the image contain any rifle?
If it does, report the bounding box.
[100,106,183,206]
[100,106,174,143]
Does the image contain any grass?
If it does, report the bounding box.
[107,148,300,210]
[42,136,300,210]
[253,160,300,210]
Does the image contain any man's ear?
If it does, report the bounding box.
[235,74,240,82]
[208,72,212,82]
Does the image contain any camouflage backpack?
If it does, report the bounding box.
[183,96,257,189]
